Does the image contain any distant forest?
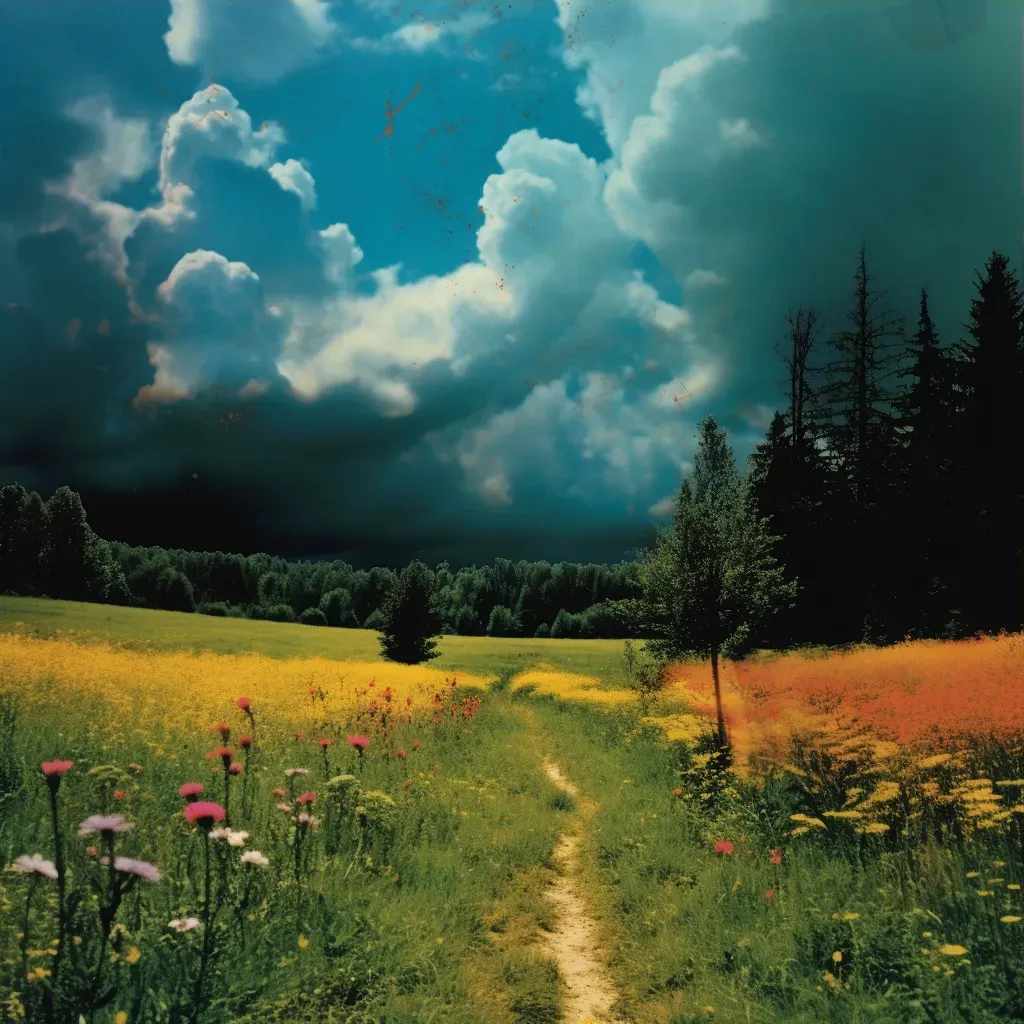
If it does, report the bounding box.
[0,247,1020,646]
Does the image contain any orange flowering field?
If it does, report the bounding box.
[664,633,1024,768]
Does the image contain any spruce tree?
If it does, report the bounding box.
[634,417,797,748]
[816,248,906,640]
[954,252,1024,632]
[379,561,444,664]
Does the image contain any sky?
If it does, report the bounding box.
[0,0,1018,568]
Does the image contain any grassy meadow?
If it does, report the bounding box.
[1,596,1023,1024]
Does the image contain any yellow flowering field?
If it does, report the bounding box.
[511,668,634,707]
[0,633,491,736]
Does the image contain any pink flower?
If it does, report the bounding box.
[206,747,233,764]
[209,722,231,741]
[178,782,204,801]
[115,857,161,883]
[40,759,74,777]
[78,815,134,836]
[239,736,253,750]
[296,792,316,806]
[770,849,782,865]
[12,854,58,879]
[396,749,406,760]
[184,802,227,828]
[284,768,309,778]
[236,697,252,711]
[229,762,243,776]
[413,740,421,750]
[347,735,370,753]
[672,788,683,798]
[85,846,98,857]
[713,841,734,855]
[764,888,776,900]
[113,789,126,800]
[272,787,287,798]
[319,737,332,749]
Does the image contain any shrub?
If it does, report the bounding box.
[534,623,551,639]
[198,601,230,616]
[298,607,328,626]
[263,603,296,623]
[363,607,387,631]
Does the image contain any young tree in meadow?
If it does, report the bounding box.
[378,560,444,664]
[634,417,797,748]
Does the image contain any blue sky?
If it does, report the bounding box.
[0,0,1018,566]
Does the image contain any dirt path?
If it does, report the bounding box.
[540,758,624,1024]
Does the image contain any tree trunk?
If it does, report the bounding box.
[710,647,728,748]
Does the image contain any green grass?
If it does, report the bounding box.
[0,596,628,684]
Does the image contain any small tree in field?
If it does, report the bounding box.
[633,417,797,748]
[379,561,443,665]
[622,639,667,714]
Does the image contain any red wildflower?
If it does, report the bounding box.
[383,688,392,701]
[235,697,252,711]
[406,696,413,706]
[765,888,776,900]
[296,792,316,806]
[229,762,243,776]
[40,759,74,777]
[396,749,406,759]
[85,846,98,857]
[713,841,735,855]
[210,722,231,741]
[239,735,253,749]
[672,788,683,798]
[433,715,442,725]
[368,680,375,688]
[295,733,303,742]
[178,782,204,801]
[770,849,782,865]
[272,787,287,798]
[413,740,421,750]
[347,735,370,753]
[319,738,332,749]
[308,686,317,696]
[184,801,227,828]
[207,747,233,764]
[113,789,126,800]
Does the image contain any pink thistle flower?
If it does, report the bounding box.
[78,815,134,836]
[413,740,421,750]
[276,802,293,814]
[40,759,73,788]
[115,857,161,883]
[272,787,287,798]
[113,789,127,801]
[284,768,309,778]
[347,735,370,753]
[229,762,243,776]
[396,749,406,760]
[672,788,683,798]
[178,782,204,801]
[319,738,332,749]
[206,747,233,765]
[209,722,231,742]
[239,736,253,750]
[85,846,98,857]
[184,802,226,828]
[383,688,392,701]
[236,697,252,711]
[432,716,442,725]
[770,849,783,865]
[713,841,734,855]
[11,854,58,880]
[764,888,776,900]
[296,792,316,806]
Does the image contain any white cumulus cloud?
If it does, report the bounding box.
[268,159,317,211]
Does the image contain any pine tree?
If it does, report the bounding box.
[953,252,1024,632]
[815,247,906,639]
[379,561,444,664]
[633,417,798,748]
[893,288,961,634]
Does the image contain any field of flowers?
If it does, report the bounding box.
[0,628,579,1024]
[3,598,1023,1024]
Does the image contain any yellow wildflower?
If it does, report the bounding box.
[114,1014,128,1024]
[297,936,309,950]
[938,944,968,956]
[124,946,140,965]
[1000,916,1022,924]
[832,951,843,963]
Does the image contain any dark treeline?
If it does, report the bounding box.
[0,484,640,638]
[748,247,1022,645]
[1,246,1019,647]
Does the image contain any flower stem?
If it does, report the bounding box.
[47,786,67,966]
[20,877,38,986]
[190,830,213,1024]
